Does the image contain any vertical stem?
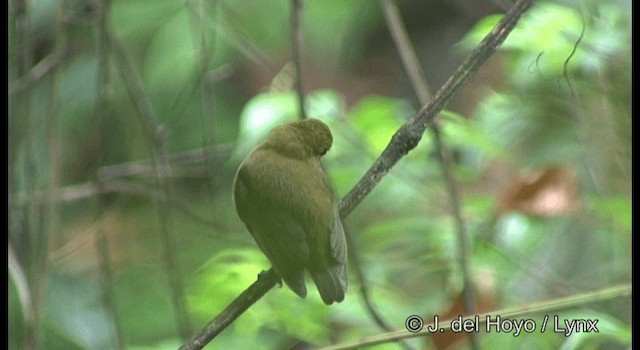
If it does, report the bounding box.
[12,1,43,348]
[379,0,478,348]
[343,223,415,350]
[291,0,306,119]
[188,0,219,197]
[110,32,192,341]
[47,0,65,259]
[92,0,126,348]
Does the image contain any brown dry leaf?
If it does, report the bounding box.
[431,269,497,350]
[497,166,580,216]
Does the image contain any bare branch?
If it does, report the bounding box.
[344,223,415,350]
[180,1,535,348]
[8,243,34,330]
[110,23,193,340]
[97,143,235,180]
[291,0,307,119]
[339,0,535,217]
[9,52,65,96]
[380,0,478,348]
[92,0,126,347]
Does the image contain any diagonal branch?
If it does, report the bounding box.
[339,0,535,217]
[179,270,280,350]
[180,0,535,348]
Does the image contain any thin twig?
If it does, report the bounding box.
[109,26,192,341]
[13,1,45,348]
[432,127,478,345]
[92,0,125,347]
[319,284,631,350]
[8,243,34,335]
[379,0,430,102]
[339,0,535,218]
[187,0,221,198]
[478,238,576,296]
[47,0,66,258]
[179,1,534,348]
[380,0,478,348]
[562,13,585,100]
[13,179,225,232]
[291,0,306,119]
[97,143,235,180]
[14,181,162,206]
[9,52,65,96]
[344,223,416,350]
[211,1,275,68]
[562,11,604,193]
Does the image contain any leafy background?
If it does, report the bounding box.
[9,0,631,349]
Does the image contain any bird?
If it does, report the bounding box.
[233,118,348,304]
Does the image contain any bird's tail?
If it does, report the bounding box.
[310,263,348,305]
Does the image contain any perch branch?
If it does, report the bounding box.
[179,270,280,350]
[339,0,534,217]
[180,0,534,348]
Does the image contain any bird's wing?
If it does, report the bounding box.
[329,208,347,266]
[329,207,349,292]
[307,208,348,304]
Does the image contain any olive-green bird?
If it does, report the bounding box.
[233,118,348,304]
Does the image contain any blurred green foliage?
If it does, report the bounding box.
[9,0,630,349]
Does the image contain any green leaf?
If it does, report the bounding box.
[143,7,197,104]
[458,4,585,79]
[187,249,269,320]
[187,248,334,345]
[109,1,184,44]
[456,14,503,51]
[349,95,408,155]
[589,196,631,232]
[232,89,345,162]
[114,266,179,344]
[440,109,506,159]
[43,272,115,349]
[127,339,182,350]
